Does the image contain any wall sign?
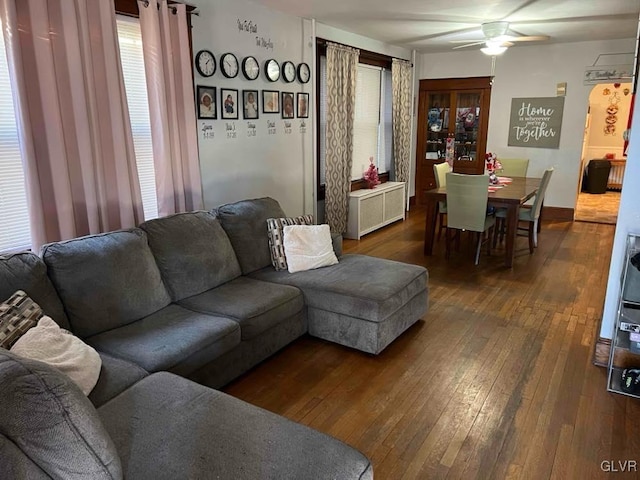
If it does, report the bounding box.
[508,97,565,149]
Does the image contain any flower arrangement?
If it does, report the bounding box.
[485,152,502,173]
[363,157,380,189]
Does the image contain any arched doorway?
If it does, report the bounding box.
[575,82,632,224]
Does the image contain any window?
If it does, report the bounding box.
[0,15,158,254]
[116,16,158,220]
[0,21,31,253]
[318,54,393,185]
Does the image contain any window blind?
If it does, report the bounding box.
[0,22,31,253]
[352,64,381,180]
[116,16,158,221]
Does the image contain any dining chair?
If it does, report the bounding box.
[445,172,496,265]
[494,167,554,253]
[498,158,530,177]
[433,162,450,240]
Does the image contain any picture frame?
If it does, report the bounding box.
[262,90,280,114]
[242,90,260,120]
[197,85,217,120]
[220,88,239,120]
[281,91,295,119]
[297,92,309,118]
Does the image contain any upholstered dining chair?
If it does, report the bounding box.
[498,158,530,177]
[433,162,450,240]
[494,167,554,253]
[445,172,496,265]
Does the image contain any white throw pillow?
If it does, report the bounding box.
[283,224,339,273]
[10,316,102,395]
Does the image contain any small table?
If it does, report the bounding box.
[423,176,542,267]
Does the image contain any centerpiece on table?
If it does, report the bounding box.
[485,152,502,185]
[363,157,380,189]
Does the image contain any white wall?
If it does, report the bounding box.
[419,38,635,209]
[600,94,640,339]
[191,0,313,216]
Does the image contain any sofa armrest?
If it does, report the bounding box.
[331,232,343,258]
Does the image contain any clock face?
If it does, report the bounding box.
[220,53,239,79]
[265,59,280,82]
[242,56,259,80]
[282,61,296,83]
[297,62,310,83]
[195,50,216,77]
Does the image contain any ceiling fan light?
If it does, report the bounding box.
[481,45,507,56]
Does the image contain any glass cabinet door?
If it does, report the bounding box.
[453,91,481,161]
[425,92,451,160]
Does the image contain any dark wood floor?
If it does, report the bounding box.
[225,207,640,479]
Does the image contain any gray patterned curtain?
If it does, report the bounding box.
[392,58,413,187]
[325,42,359,234]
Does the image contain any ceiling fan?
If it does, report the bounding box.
[450,21,550,55]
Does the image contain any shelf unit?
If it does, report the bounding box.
[345,182,405,240]
[607,233,640,397]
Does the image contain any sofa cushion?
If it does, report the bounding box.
[250,254,428,322]
[140,211,241,301]
[0,252,70,329]
[98,372,372,480]
[178,277,304,340]
[0,290,42,348]
[215,197,286,275]
[283,224,339,273]
[0,433,51,479]
[88,353,148,408]
[42,229,172,338]
[0,349,122,479]
[86,304,240,376]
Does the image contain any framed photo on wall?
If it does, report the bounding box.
[262,90,280,114]
[242,90,259,120]
[221,88,239,120]
[281,91,295,119]
[297,92,309,118]
[197,85,216,119]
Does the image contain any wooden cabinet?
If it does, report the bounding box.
[415,77,492,205]
[345,182,405,240]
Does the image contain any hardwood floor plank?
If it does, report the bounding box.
[223,208,637,480]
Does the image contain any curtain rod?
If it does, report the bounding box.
[316,37,412,66]
[141,0,199,15]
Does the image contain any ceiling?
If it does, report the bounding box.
[248,0,640,53]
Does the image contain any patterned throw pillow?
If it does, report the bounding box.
[267,215,314,271]
[0,290,43,349]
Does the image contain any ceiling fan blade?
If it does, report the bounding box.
[449,39,485,44]
[452,42,486,50]
[508,35,550,42]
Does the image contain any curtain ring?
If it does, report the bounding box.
[171,6,177,14]
[142,0,149,7]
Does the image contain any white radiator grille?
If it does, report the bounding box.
[608,164,625,190]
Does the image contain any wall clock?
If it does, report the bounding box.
[297,62,310,84]
[220,53,239,79]
[242,56,260,81]
[264,59,280,82]
[282,61,296,83]
[195,49,216,77]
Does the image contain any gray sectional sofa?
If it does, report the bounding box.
[0,197,428,479]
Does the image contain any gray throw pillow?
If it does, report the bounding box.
[0,290,42,349]
[0,349,122,479]
[266,215,314,271]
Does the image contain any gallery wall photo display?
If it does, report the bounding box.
[262,90,280,114]
[281,92,295,119]
[297,93,309,118]
[197,85,216,119]
[221,88,239,120]
[243,90,259,120]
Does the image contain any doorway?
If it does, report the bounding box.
[575,82,631,224]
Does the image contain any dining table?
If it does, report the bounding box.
[423,176,542,267]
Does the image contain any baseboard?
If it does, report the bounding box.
[542,206,574,222]
[593,337,611,367]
